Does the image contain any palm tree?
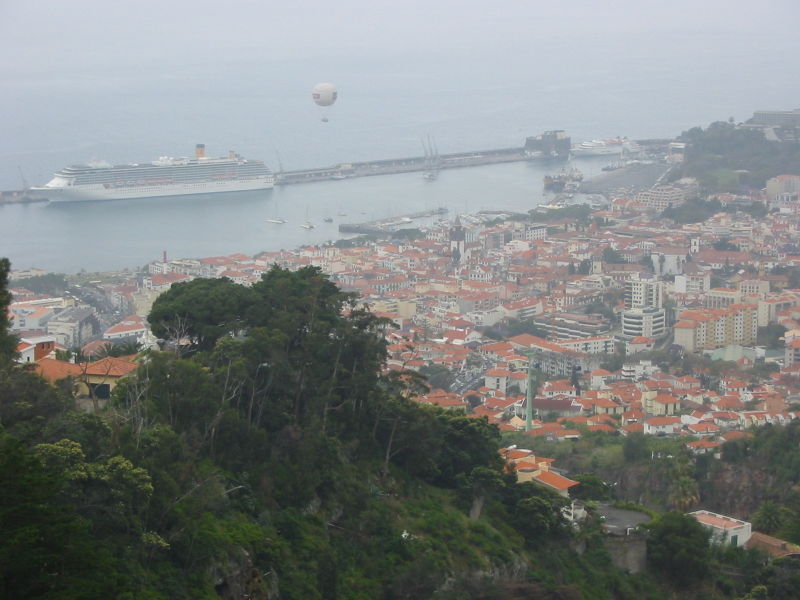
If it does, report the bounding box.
[752,500,785,535]
[669,475,699,512]
[94,340,141,359]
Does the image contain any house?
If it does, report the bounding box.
[646,393,681,417]
[744,532,800,558]
[532,470,580,498]
[643,416,682,436]
[689,510,752,548]
[484,367,511,393]
[529,396,583,419]
[35,356,139,407]
[499,446,579,497]
[686,439,720,456]
[15,335,56,363]
[686,422,721,437]
[103,314,150,344]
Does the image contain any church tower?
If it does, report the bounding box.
[449,215,466,263]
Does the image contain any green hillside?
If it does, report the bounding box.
[0,258,794,599]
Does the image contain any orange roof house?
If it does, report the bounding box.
[35,356,139,409]
[532,470,580,497]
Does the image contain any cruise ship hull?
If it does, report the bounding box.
[35,177,274,202]
[571,139,640,157]
[33,145,274,203]
[571,146,623,157]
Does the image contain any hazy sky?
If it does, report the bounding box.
[2,0,798,73]
[1,0,799,185]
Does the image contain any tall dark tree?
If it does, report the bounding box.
[0,258,18,364]
[148,276,257,351]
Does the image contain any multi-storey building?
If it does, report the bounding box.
[738,279,770,298]
[624,279,663,309]
[534,312,612,340]
[621,307,667,340]
[752,109,800,128]
[634,186,687,211]
[704,288,742,309]
[674,268,711,295]
[673,304,758,352]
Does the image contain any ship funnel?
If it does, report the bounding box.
[195,144,206,159]
[229,150,235,159]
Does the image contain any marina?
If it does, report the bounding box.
[338,207,449,234]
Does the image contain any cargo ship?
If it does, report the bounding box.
[32,144,274,202]
[543,167,583,192]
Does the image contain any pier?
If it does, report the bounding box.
[276,146,529,185]
[338,207,448,234]
[0,190,48,205]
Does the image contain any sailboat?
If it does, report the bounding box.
[266,192,286,224]
[301,207,314,229]
[422,135,441,181]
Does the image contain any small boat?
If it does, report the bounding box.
[301,221,314,229]
[323,216,333,223]
[266,218,287,224]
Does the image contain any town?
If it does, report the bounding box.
[8,111,800,568]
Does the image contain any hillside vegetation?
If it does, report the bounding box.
[675,121,800,191]
[2,258,798,599]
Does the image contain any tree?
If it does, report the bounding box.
[752,500,786,535]
[418,364,455,392]
[668,457,700,511]
[623,433,648,462]
[93,339,142,359]
[570,366,581,396]
[755,557,800,599]
[0,434,126,597]
[602,247,626,264]
[0,258,18,364]
[148,277,257,351]
[8,272,67,296]
[713,238,740,251]
[461,466,505,520]
[669,475,700,511]
[569,473,610,500]
[647,511,711,586]
[757,323,787,350]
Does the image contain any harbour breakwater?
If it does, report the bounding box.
[276,146,528,185]
[275,135,672,187]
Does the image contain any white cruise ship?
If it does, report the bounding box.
[571,138,640,157]
[33,144,274,202]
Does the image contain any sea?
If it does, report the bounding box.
[1,24,799,274]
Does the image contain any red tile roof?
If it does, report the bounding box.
[534,470,580,491]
